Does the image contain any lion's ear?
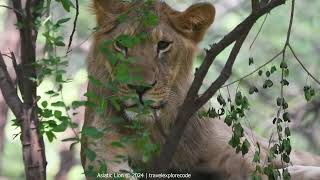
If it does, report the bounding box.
[170,3,215,43]
[92,0,131,25]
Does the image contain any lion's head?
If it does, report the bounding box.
[88,0,215,123]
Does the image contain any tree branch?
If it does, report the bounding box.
[66,0,79,54]
[0,52,23,118]
[184,0,287,104]
[150,0,288,173]
[251,0,260,13]
[197,32,249,107]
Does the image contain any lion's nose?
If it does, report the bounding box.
[127,81,157,104]
[127,81,157,96]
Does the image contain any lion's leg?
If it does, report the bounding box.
[290,150,320,167]
[195,119,257,179]
[278,165,320,180]
[81,131,134,178]
[200,118,320,179]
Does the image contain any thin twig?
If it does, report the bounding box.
[221,50,282,88]
[250,14,268,49]
[288,44,320,86]
[66,0,80,54]
[0,4,23,16]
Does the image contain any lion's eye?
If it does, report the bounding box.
[114,41,128,55]
[157,41,172,53]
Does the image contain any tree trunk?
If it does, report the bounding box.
[11,0,47,179]
[0,93,8,174]
[0,0,20,173]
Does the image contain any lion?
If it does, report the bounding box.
[81,0,320,179]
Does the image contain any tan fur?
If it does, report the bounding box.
[82,1,320,179]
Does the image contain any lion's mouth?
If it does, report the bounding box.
[123,101,166,110]
[121,101,167,121]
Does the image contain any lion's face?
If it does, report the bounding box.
[90,1,215,122]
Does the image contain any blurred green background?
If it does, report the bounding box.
[0,0,319,179]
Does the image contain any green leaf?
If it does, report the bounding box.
[282,102,288,110]
[284,69,290,77]
[110,97,121,111]
[46,131,56,142]
[304,86,315,102]
[84,91,98,99]
[45,90,56,95]
[115,63,130,83]
[117,13,129,23]
[41,101,48,108]
[283,112,290,122]
[143,11,159,27]
[280,61,288,69]
[249,57,254,66]
[234,123,244,138]
[281,79,290,86]
[54,110,62,119]
[258,70,263,76]
[271,66,277,74]
[265,71,271,77]
[285,127,291,137]
[88,76,103,87]
[116,34,140,48]
[264,166,280,180]
[207,108,219,118]
[217,94,226,106]
[249,86,259,95]
[84,148,96,161]
[98,161,108,173]
[72,101,88,109]
[283,138,292,154]
[224,115,233,126]
[241,139,250,156]
[99,40,118,65]
[310,88,316,96]
[277,97,284,106]
[229,135,240,148]
[235,92,243,106]
[251,174,262,180]
[57,18,71,25]
[52,121,68,132]
[111,141,125,148]
[54,40,65,47]
[82,127,104,139]
[283,168,291,180]
[58,0,75,12]
[241,96,249,110]
[42,109,53,118]
[263,79,273,88]
[283,154,290,163]
[253,151,260,163]
[51,101,65,107]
